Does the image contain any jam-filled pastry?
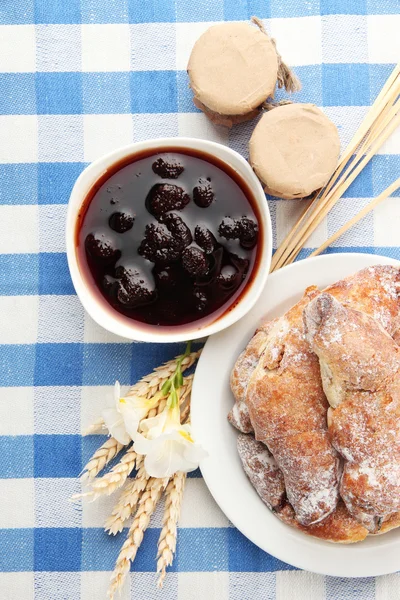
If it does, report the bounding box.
[304,293,400,532]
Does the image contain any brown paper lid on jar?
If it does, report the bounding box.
[249,103,341,200]
[188,22,278,117]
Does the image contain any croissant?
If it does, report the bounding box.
[304,293,400,532]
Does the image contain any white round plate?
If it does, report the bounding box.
[191,253,400,578]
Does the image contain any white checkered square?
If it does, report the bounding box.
[322,15,368,63]
[175,22,217,71]
[35,478,81,527]
[270,16,322,66]
[130,23,176,71]
[276,200,327,248]
[82,492,120,528]
[1,573,34,600]
[323,106,368,154]
[0,116,38,163]
[83,312,131,344]
[131,572,177,600]
[38,295,85,343]
[132,113,178,141]
[38,115,83,162]
[83,114,134,162]
[329,198,373,247]
[81,572,130,600]
[0,479,34,528]
[0,25,35,72]
[376,574,400,600]
[34,386,82,435]
[0,205,39,254]
[36,25,82,72]
[0,296,39,344]
[374,196,400,247]
[38,205,68,253]
[276,571,325,600]
[178,113,229,145]
[368,15,400,63]
[0,387,34,435]
[82,24,131,72]
[179,573,228,600]
[34,573,81,600]
[229,572,276,600]
[179,478,229,528]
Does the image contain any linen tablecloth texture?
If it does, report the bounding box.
[0,1,399,599]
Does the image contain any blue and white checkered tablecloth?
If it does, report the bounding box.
[0,1,399,598]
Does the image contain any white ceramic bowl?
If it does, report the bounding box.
[66,137,272,342]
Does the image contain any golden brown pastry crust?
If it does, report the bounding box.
[230,266,400,539]
[237,432,368,543]
[304,293,400,532]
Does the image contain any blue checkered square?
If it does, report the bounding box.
[127,0,176,24]
[0,435,34,477]
[34,0,81,24]
[82,344,133,386]
[36,73,83,115]
[322,63,370,106]
[38,163,85,205]
[34,528,82,571]
[38,254,74,295]
[130,71,178,113]
[320,0,367,14]
[0,165,38,205]
[34,344,84,386]
[176,0,224,22]
[83,73,131,114]
[34,435,82,478]
[0,255,39,295]
[0,74,36,114]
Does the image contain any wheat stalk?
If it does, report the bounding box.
[82,416,105,436]
[108,477,168,598]
[80,437,125,482]
[156,471,187,588]
[105,456,150,535]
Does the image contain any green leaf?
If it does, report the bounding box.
[176,371,184,387]
[161,380,171,396]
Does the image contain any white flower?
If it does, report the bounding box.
[134,404,207,478]
[102,381,159,445]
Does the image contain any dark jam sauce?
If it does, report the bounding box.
[76,148,262,328]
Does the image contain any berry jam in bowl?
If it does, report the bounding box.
[66,138,272,342]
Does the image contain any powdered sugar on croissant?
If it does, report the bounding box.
[304,293,400,532]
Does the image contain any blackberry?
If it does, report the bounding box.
[238,217,258,249]
[182,247,208,276]
[138,223,181,265]
[218,217,240,240]
[193,178,214,208]
[159,212,192,248]
[152,157,184,179]
[114,267,156,308]
[109,211,135,233]
[85,232,120,263]
[146,183,190,217]
[194,225,217,254]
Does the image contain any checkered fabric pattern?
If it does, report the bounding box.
[0,1,399,598]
